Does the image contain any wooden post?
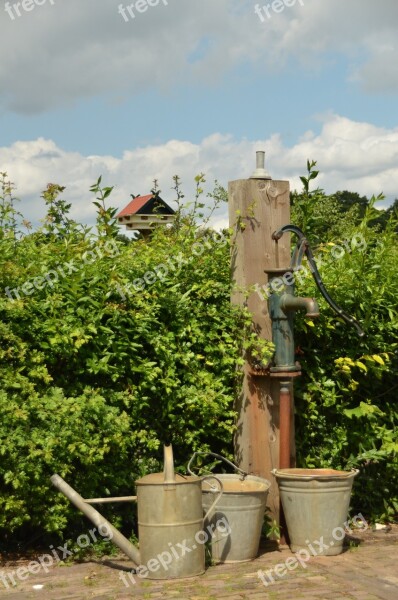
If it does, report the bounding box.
[228,174,292,524]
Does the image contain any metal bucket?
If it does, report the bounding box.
[136,446,222,579]
[273,468,359,556]
[188,452,271,563]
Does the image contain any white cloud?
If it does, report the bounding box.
[0,0,397,114]
[1,114,396,230]
[0,0,234,113]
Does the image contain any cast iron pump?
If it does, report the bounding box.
[266,224,364,376]
[264,224,366,535]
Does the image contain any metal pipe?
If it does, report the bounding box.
[279,383,291,470]
[250,150,272,179]
[84,496,137,504]
[280,294,320,319]
[50,474,141,566]
[279,381,292,546]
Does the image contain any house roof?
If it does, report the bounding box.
[116,194,154,218]
[117,194,175,219]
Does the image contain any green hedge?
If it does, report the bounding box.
[292,163,398,522]
[0,175,248,547]
[0,167,396,551]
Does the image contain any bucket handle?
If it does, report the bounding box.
[201,475,223,521]
[187,451,247,479]
[271,468,360,480]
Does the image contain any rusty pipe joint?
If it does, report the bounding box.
[280,294,320,319]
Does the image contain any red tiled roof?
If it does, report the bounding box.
[117,194,153,218]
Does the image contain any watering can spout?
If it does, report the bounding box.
[163,444,176,484]
[50,474,141,567]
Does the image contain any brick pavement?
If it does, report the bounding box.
[1,527,397,599]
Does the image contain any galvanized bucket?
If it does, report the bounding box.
[136,445,222,579]
[273,468,359,556]
[188,452,271,563]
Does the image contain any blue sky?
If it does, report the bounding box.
[0,0,397,227]
[3,58,398,157]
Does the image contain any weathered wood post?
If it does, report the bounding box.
[228,152,293,523]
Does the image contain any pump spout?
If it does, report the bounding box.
[280,294,320,319]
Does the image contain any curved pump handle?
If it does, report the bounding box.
[272,225,365,338]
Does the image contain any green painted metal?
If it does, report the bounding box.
[266,224,364,374]
[272,224,365,337]
[266,268,319,373]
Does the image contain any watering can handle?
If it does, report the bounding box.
[201,475,223,521]
[187,451,247,478]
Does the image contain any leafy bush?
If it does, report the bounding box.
[0,162,396,553]
[292,163,398,522]
[0,173,250,548]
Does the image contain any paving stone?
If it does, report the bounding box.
[1,529,397,600]
[306,575,329,582]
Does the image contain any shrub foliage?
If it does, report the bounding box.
[0,174,247,547]
[0,164,396,550]
[292,163,398,522]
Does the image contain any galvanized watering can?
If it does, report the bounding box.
[51,445,223,580]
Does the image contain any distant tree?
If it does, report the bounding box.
[116,232,133,245]
[290,162,367,243]
[331,190,397,231]
[384,199,398,232]
[332,190,369,219]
